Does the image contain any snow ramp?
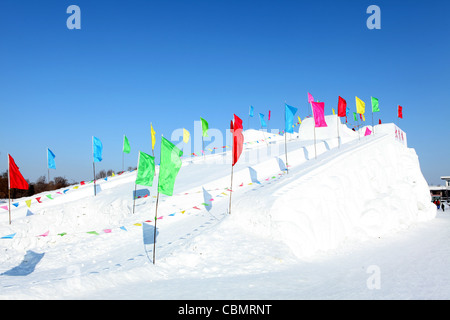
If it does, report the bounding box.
[228,120,436,259]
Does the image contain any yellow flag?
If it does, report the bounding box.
[332,108,336,115]
[362,114,366,121]
[183,128,190,143]
[355,96,365,115]
[151,123,156,150]
[298,116,302,124]
[25,199,32,208]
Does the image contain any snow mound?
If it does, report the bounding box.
[0,121,437,299]
[298,115,358,143]
[231,130,436,259]
[243,129,282,144]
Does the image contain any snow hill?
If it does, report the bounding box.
[0,115,438,299]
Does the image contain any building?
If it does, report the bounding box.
[430,176,450,202]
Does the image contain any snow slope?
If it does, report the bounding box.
[0,118,441,299]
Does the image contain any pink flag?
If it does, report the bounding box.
[308,92,314,104]
[364,127,372,136]
[311,102,327,127]
[268,110,271,121]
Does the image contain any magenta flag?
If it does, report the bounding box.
[308,92,314,104]
[364,127,372,136]
[311,101,327,127]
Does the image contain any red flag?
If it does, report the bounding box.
[268,110,271,121]
[398,105,403,119]
[8,154,29,190]
[232,114,244,166]
[379,119,382,125]
[338,96,347,117]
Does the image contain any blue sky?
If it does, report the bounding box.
[1,0,449,185]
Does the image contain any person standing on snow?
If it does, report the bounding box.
[442,202,445,212]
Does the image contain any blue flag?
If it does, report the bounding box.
[259,113,267,128]
[249,105,254,117]
[47,148,56,169]
[93,136,103,162]
[285,104,298,134]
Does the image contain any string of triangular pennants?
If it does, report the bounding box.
[188,119,307,157]
[1,173,284,240]
[0,170,132,212]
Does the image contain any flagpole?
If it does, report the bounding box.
[372,110,374,134]
[92,136,97,196]
[284,102,289,173]
[133,184,137,214]
[202,136,205,159]
[153,191,160,264]
[7,154,11,225]
[358,116,361,141]
[337,115,340,148]
[93,162,97,196]
[229,165,234,214]
[122,135,124,172]
[47,148,50,183]
[133,151,141,214]
[310,102,317,159]
[229,125,234,214]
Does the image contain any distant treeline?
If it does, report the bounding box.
[0,172,70,199]
[0,167,136,199]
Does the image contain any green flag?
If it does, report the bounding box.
[158,137,183,196]
[371,97,380,113]
[353,112,357,121]
[200,117,208,137]
[135,151,155,186]
[123,135,131,154]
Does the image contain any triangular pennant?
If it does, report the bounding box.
[38,231,49,237]
[1,233,16,239]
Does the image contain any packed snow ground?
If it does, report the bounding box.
[0,116,445,300]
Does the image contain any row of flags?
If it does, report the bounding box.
[249,105,271,129]
[251,94,404,132]
[44,94,402,175]
[309,93,404,128]
[6,93,404,221]
[10,93,404,189]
